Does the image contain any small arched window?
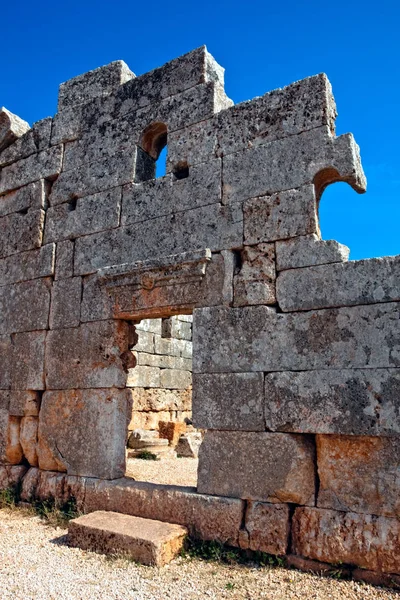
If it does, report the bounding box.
[135,122,168,183]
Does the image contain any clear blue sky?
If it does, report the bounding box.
[1,0,398,260]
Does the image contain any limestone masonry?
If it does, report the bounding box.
[1,46,399,578]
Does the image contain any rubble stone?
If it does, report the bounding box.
[175,432,202,457]
[275,234,349,271]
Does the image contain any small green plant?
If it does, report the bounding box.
[135,451,159,461]
[225,582,235,590]
[0,486,19,509]
[33,496,79,527]
[180,537,287,568]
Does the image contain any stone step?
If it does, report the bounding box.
[68,511,187,566]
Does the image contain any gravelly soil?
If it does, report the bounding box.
[125,456,198,486]
[1,510,399,600]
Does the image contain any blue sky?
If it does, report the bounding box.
[1,0,398,260]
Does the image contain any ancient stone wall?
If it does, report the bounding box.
[0,46,399,578]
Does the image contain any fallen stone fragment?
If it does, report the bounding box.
[175,432,202,457]
[0,107,30,152]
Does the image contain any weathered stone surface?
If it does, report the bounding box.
[277,255,400,311]
[276,234,349,271]
[0,392,10,461]
[38,388,131,478]
[175,432,202,457]
[135,318,162,335]
[0,278,51,334]
[264,368,400,436]
[49,277,82,329]
[197,431,315,504]
[50,150,135,205]
[160,369,191,390]
[193,373,264,431]
[0,146,63,195]
[0,180,46,217]
[5,416,23,464]
[167,120,218,172]
[133,330,155,353]
[193,303,400,373]
[317,435,400,518]
[68,511,187,566]
[127,365,160,388]
[0,244,55,286]
[58,60,134,111]
[135,351,191,371]
[222,127,366,205]
[0,107,30,152]
[244,184,319,244]
[84,477,244,544]
[51,94,115,145]
[155,336,192,359]
[128,387,191,412]
[233,243,276,307]
[20,468,87,511]
[121,160,221,225]
[0,336,12,389]
[20,416,38,466]
[159,421,187,446]
[54,240,74,279]
[239,502,290,555]
[0,464,27,489]
[9,390,41,417]
[0,118,52,167]
[45,320,134,389]
[11,331,46,390]
[0,209,45,259]
[44,188,121,243]
[292,507,400,574]
[128,410,176,431]
[74,203,243,275]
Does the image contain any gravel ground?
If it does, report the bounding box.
[1,510,399,600]
[125,456,198,486]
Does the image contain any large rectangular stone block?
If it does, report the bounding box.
[0,335,12,389]
[11,331,46,390]
[44,188,121,243]
[74,203,243,275]
[292,507,400,574]
[239,501,290,555]
[0,244,55,286]
[126,365,161,388]
[317,435,400,518]
[166,119,217,172]
[0,118,52,167]
[0,278,51,334]
[38,388,131,479]
[193,373,264,431]
[275,234,349,271]
[197,431,315,504]
[9,390,41,417]
[121,159,221,225]
[277,255,400,311]
[0,209,45,259]
[54,240,74,280]
[264,368,400,436]
[0,180,45,217]
[45,320,134,389]
[0,146,62,194]
[49,277,82,329]
[193,303,400,373]
[233,243,276,307]
[160,369,191,390]
[222,127,366,205]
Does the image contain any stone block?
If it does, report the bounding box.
[9,391,41,417]
[128,388,191,412]
[128,410,172,431]
[133,330,154,353]
[0,278,51,334]
[192,303,400,373]
[58,60,134,111]
[68,511,187,566]
[292,507,400,574]
[49,277,82,329]
[45,320,134,389]
[126,365,161,388]
[51,94,115,145]
[276,234,349,271]
[0,336,12,389]
[244,184,319,244]
[155,337,192,359]
[50,150,135,205]
[5,416,23,464]
[136,352,192,371]
[0,146,63,195]
[175,432,202,457]
[239,501,290,555]
[0,180,45,218]
[0,465,27,490]
[193,373,264,431]
[38,388,131,478]
[84,477,244,545]
[0,107,30,153]
[160,369,191,390]
[277,255,400,312]
[0,244,55,286]
[20,416,38,466]
[170,318,192,341]
[0,118,52,167]
[121,160,221,225]
[54,240,74,279]
[74,203,243,275]
[0,392,10,462]
[264,368,400,436]
[222,127,366,205]
[197,431,315,504]
[233,243,276,307]
[11,331,46,390]
[317,435,400,518]
[0,209,45,259]
[135,318,162,335]
[159,421,187,446]
[167,120,217,172]
[44,188,121,243]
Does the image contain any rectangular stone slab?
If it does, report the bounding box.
[0,209,45,259]
[276,255,400,311]
[275,235,349,271]
[0,118,52,167]
[0,146,62,195]
[292,507,400,574]
[317,435,400,518]
[0,278,51,334]
[197,431,315,504]
[264,368,400,436]
[0,244,55,286]
[192,303,400,373]
[11,331,46,390]
[0,180,45,217]
[68,511,187,566]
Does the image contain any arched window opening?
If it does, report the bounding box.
[135,122,168,183]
